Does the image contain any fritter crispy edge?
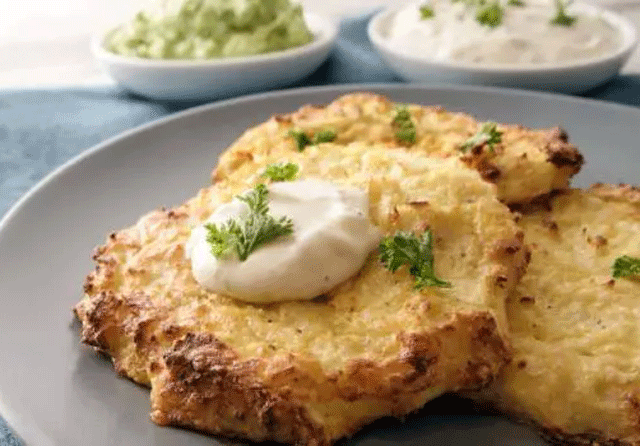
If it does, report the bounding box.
[149,312,511,445]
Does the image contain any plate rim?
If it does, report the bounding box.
[1,82,639,445]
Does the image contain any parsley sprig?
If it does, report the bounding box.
[314,129,337,143]
[393,106,417,145]
[379,230,451,289]
[205,184,293,261]
[507,0,525,6]
[288,129,337,151]
[262,162,299,182]
[476,2,504,28]
[550,0,576,26]
[419,4,435,19]
[612,255,640,279]
[460,122,503,152]
[288,130,311,151]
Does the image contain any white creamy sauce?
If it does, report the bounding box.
[186,180,382,303]
[384,0,622,65]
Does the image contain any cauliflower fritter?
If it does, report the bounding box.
[76,145,528,445]
[479,185,640,445]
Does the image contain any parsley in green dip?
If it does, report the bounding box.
[105,0,314,60]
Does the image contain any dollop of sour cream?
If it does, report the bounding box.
[186,180,382,303]
[384,0,622,65]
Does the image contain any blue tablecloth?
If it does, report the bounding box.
[1,13,639,446]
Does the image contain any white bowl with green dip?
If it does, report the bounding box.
[94,0,338,101]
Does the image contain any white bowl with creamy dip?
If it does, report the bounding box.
[368,1,637,93]
[93,12,338,102]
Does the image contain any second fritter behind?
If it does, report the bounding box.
[214,93,584,206]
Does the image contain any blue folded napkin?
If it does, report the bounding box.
[1,13,639,446]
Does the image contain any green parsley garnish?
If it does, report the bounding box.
[460,122,503,152]
[205,184,293,261]
[393,106,417,145]
[550,0,576,26]
[288,128,336,151]
[612,255,640,279]
[476,2,503,28]
[379,229,452,289]
[419,5,435,19]
[314,129,337,144]
[288,129,312,152]
[508,0,525,6]
[395,126,417,144]
[261,162,299,182]
[393,107,412,124]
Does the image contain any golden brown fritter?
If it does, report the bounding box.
[213,93,583,205]
[476,185,640,446]
[75,145,528,445]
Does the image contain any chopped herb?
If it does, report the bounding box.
[476,2,503,28]
[314,129,337,144]
[550,0,576,26]
[612,255,640,279]
[288,129,312,152]
[395,125,417,144]
[262,162,299,182]
[460,122,503,152]
[379,230,452,289]
[393,107,412,124]
[508,0,525,6]
[288,128,336,151]
[393,106,417,145]
[205,184,293,261]
[419,5,435,19]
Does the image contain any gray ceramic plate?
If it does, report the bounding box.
[1,84,639,446]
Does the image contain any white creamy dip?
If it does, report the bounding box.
[186,180,382,303]
[384,0,622,65]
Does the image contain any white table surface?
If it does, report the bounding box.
[0,0,639,87]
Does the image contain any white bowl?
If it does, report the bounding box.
[368,3,638,93]
[93,12,338,101]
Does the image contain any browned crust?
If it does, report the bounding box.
[74,290,184,384]
[149,311,511,446]
[460,152,502,183]
[76,278,516,444]
[589,183,640,205]
[150,332,329,445]
[485,401,640,446]
[508,190,565,215]
[540,426,636,446]
[151,332,328,445]
[510,184,640,216]
[460,396,640,446]
[543,127,584,174]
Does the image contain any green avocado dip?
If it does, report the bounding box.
[105,0,314,60]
